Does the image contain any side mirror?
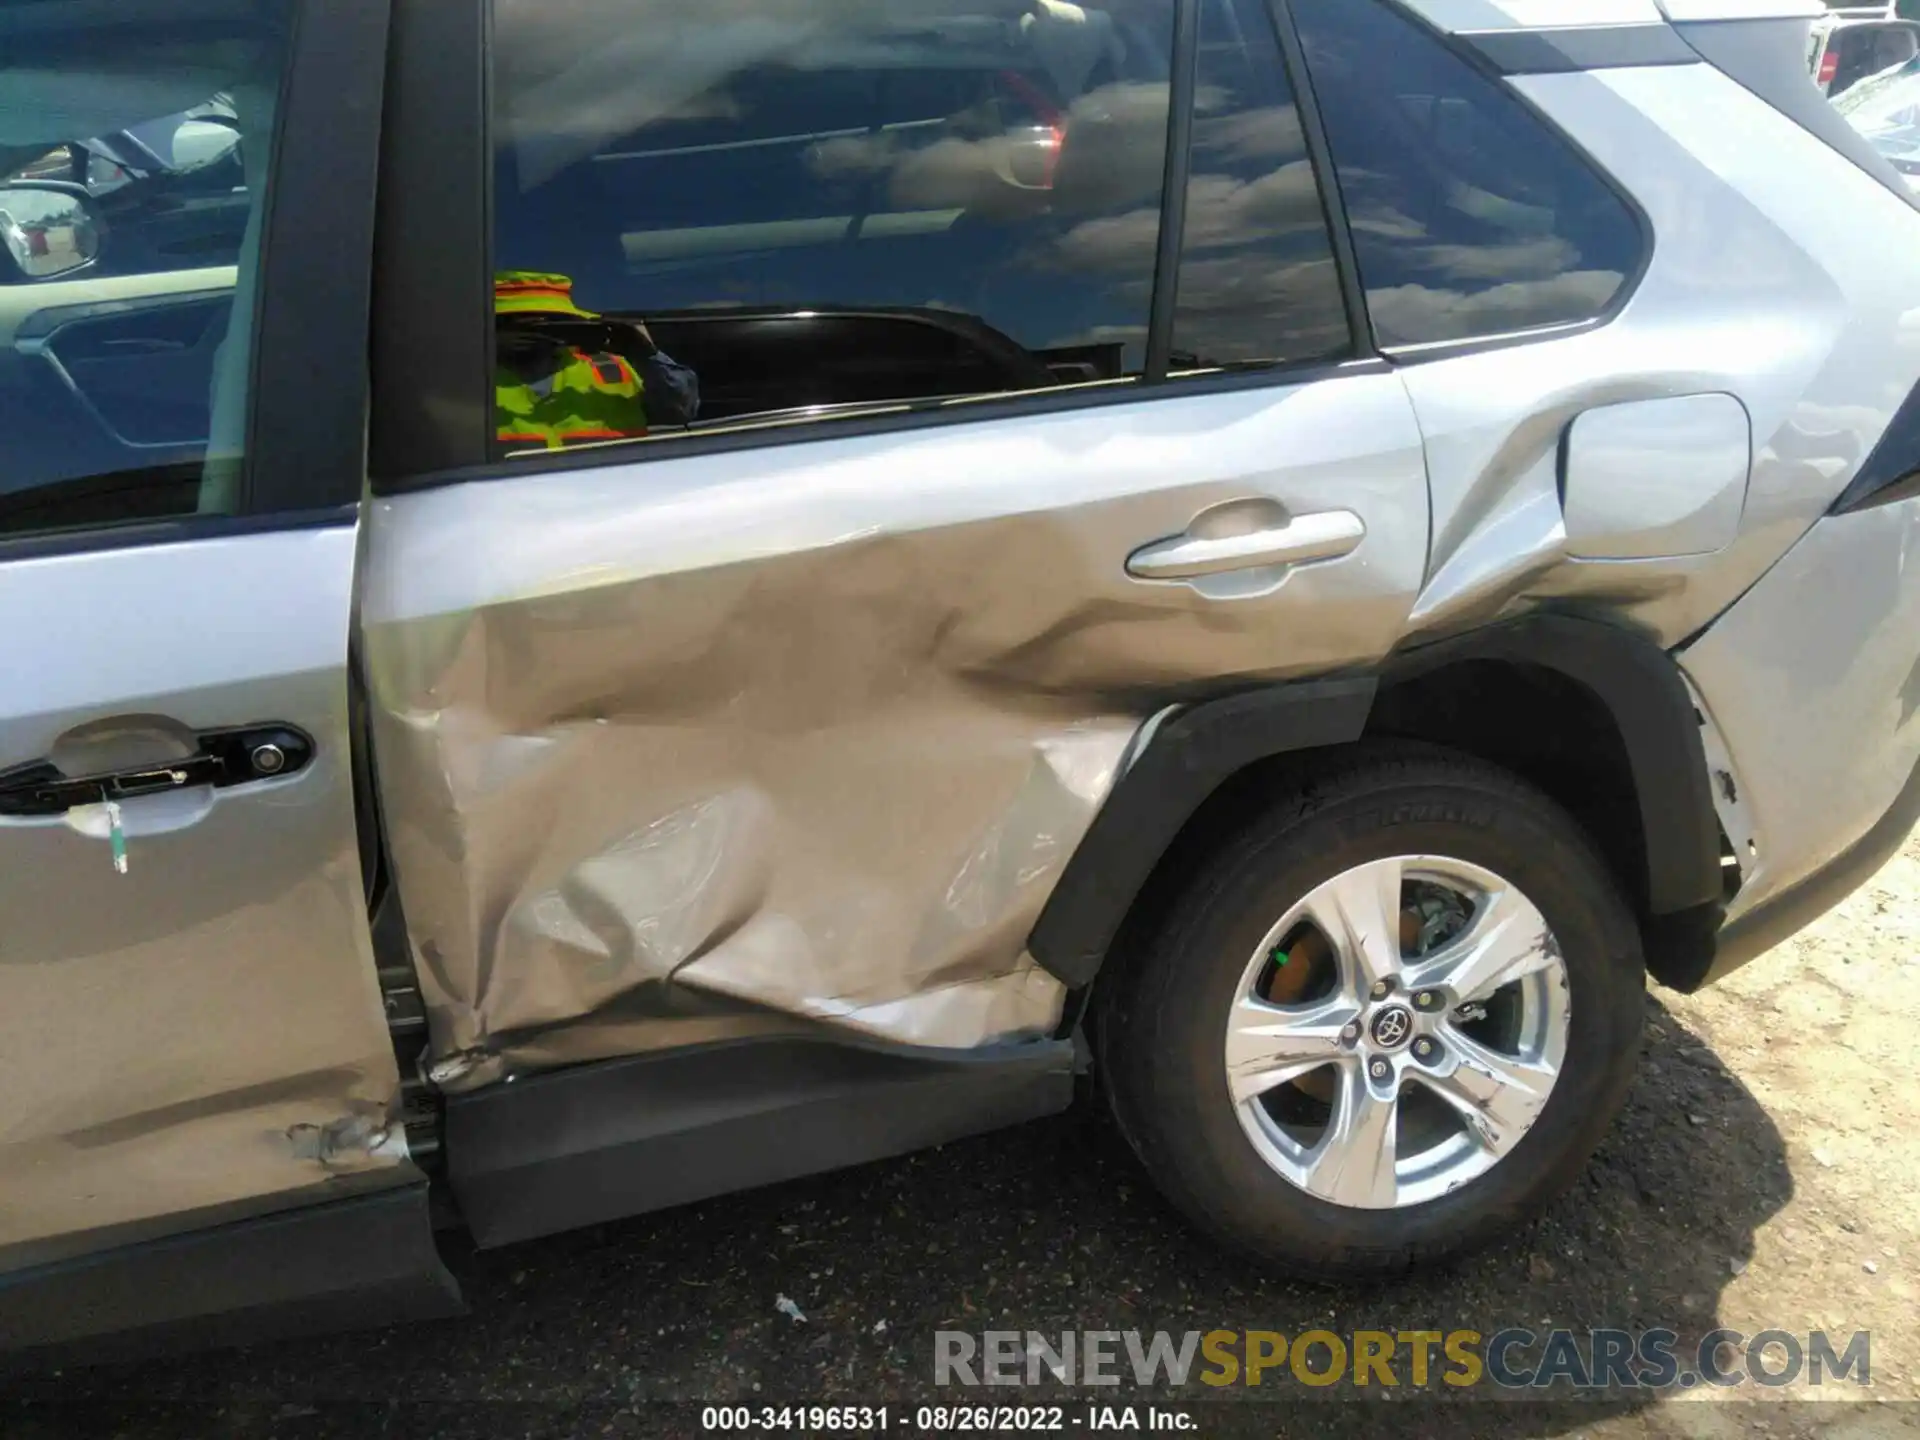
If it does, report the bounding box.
[0,183,101,280]
[163,117,244,173]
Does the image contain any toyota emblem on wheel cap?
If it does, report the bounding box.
[1370,1005,1414,1049]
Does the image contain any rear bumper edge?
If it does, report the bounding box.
[1687,748,1920,990]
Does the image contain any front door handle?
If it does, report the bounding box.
[0,724,313,818]
[1125,509,1366,582]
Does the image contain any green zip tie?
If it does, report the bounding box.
[107,800,127,875]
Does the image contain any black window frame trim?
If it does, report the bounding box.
[1266,0,1379,359]
[245,0,392,516]
[369,0,493,482]
[0,0,390,560]
[1144,0,1202,383]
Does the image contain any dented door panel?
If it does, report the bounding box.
[360,375,1429,1089]
[1403,64,1920,644]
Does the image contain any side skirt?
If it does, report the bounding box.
[0,1184,461,1367]
[446,1035,1077,1248]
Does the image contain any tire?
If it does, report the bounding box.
[1097,742,1644,1279]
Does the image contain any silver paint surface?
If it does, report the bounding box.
[1404,62,1920,644]
[1561,393,1751,559]
[0,525,409,1270]
[1681,500,1920,920]
[361,376,1430,1086]
[1655,0,1820,21]
[1400,0,1666,30]
[1396,0,1816,25]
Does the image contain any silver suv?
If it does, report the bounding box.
[6,0,1920,1360]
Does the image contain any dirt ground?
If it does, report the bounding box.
[4,837,1919,1438]
[1567,825,1920,1437]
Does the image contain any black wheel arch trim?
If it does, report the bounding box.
[1379,615,1723,920]
[1028,676,1378,988]
[1028,615,1723,990]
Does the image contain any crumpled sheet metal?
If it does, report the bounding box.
[364,552,1151,1091]
[374,689,1127,1089]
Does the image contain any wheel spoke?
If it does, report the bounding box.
[1225,995,1357,1103]
[1408,884,1558,1004]
[1304,858,1404,999]
[1301,1060,1399,1208]
[1412,1027,1556,1157]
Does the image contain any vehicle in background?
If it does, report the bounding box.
[1809,4,1920,95]
[0,102,248,508]
[1835,60,1920,184]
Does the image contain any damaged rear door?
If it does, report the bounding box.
[359,0,1430,1225]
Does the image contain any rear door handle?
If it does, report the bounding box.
[1125,509,1366,582]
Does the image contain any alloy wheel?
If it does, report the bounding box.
[1222,855,1571,1210]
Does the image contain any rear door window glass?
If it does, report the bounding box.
[1291,0,1644,350]
[490,0,1178,450]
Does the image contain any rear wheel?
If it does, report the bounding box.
[1099,746,1644,1277]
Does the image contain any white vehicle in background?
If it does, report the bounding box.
[1835,59,1920,183]
[1809,2,1920,95]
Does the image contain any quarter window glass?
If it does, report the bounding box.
[0,2,293,535]
[490,0,1177,452]
[1291,0,1644,349]
[1171,0,1349,368]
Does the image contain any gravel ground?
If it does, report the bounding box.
[7,836,1920,1439]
